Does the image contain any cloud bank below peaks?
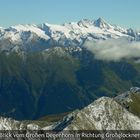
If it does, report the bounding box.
[85,37,140,61]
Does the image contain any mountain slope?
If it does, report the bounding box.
[1,95,140,130]
[0,117,52,130]
[56,97,140,130]
[115,87,140,117]
[1,48,140,120]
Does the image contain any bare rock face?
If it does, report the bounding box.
[63,97,140,130]
[0,96,140,131]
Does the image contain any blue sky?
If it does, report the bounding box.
[0,0,140,29]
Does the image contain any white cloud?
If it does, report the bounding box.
[85,37,140,61]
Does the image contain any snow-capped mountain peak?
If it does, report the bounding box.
[0,27,4,30]
[6,24,49,40]
[77,19,94,27]
[94,17,112,29]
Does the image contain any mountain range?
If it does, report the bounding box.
[0,18,140,128]
[0,17,140,54]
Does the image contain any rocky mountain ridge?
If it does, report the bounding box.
[0,88,140,130]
